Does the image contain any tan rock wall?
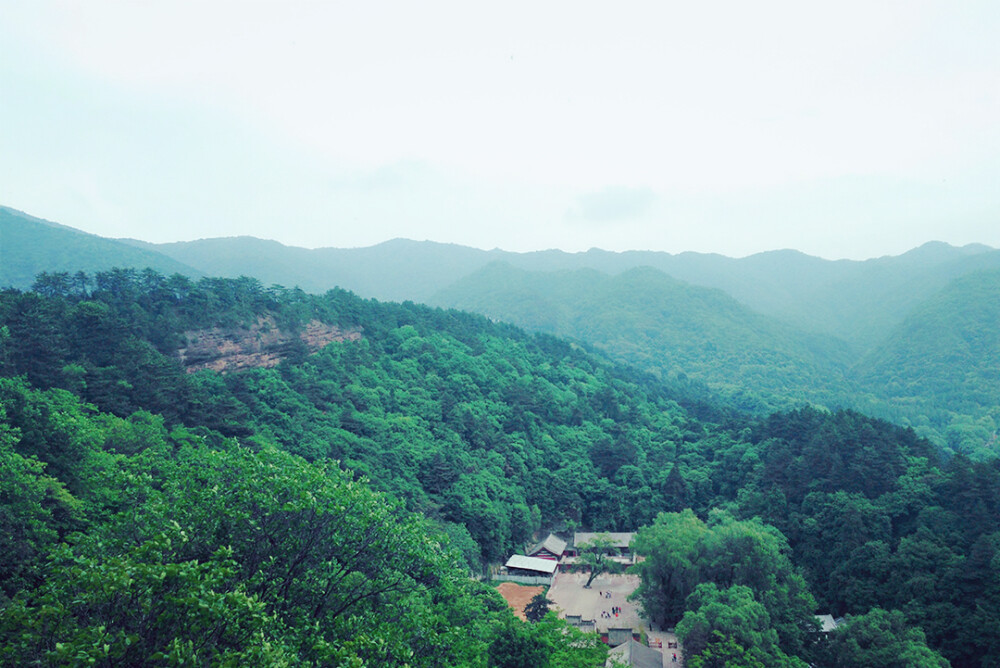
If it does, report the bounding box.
[177,316,361,373]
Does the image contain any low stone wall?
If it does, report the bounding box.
[492,574,554,586]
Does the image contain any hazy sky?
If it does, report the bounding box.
[2,1,998,259]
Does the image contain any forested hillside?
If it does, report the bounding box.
[429,262,856,414]
[750,242,1000,348]
[1,269,726,565]
[430,261,1000,457]
[2,270,1000,666]
[857,269,1000,460]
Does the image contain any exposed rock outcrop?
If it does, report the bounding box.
[177,316,361,373]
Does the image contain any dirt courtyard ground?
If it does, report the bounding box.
[548,571,683,666]
[495,582,544,621]
[548,572,643,631]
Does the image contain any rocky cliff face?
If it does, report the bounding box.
[177,316,361,373]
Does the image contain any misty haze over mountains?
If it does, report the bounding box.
[5,204,998,332]
[4,203,999,455]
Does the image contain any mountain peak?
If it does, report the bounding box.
[895,240,993,264]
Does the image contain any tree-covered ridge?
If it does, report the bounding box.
[8,207,998,351]
[117,226,1000,351]
[429,260,1000,458]
[133,231,999,352]
[429,261,857,414]
[856,269,1000,459]
[3,271,1000,666]
[132,236,503,304]
[0,269,719,566]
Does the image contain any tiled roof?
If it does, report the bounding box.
[606,639,663,668]
[505,554,559,574]
[574,532,635,549]
[815,614,840,632]
[529,533,568,556]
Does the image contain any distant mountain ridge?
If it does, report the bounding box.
[4,205,998,455]
[121,235,504,303]
[131,233,999,349]
[1,206,203,287]
[6,205,996,359]
[4,205,994,345]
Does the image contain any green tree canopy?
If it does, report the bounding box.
[632,510,816,662]
[816,608,950,668]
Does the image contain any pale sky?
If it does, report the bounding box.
[2,1,998,259]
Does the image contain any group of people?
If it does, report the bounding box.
[594,588,678,663]
[599,605,623,619]
[596,591,623,619]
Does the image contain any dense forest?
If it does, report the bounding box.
[2,269,999,666]
[0,377,609,666]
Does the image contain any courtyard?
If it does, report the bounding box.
[548,571,683,666]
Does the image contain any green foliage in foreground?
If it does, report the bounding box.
[523,593,553,623]
[677,584,804,668]
[684,631,768,668]
[0,378,607,667]
[489,613,607,668]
